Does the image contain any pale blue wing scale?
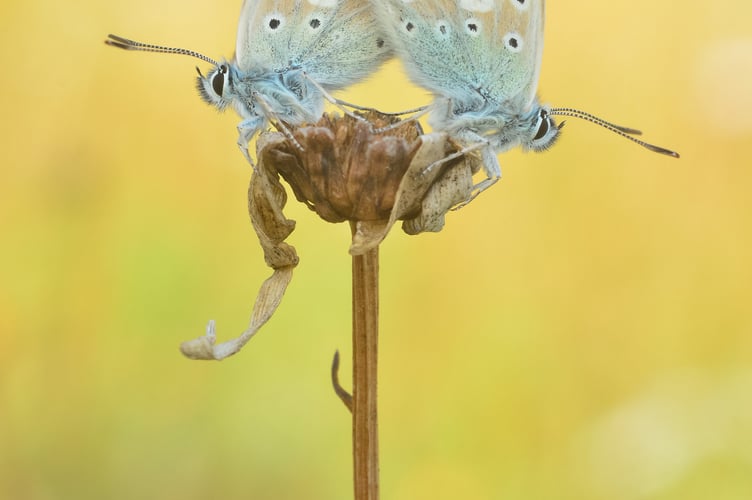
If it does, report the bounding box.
[372,1,482,105]
[234,0,284,72]
[235,0,390,88]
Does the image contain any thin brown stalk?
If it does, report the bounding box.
[350,221,380,500]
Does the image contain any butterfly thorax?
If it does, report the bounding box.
[429,95,560,154]
[198,62,324,132]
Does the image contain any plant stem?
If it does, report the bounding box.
[350,221,380,500]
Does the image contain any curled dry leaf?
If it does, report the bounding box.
[179,134,300,360]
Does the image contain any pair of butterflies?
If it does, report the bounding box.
[107,0,678,189]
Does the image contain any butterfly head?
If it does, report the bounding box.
[481,104,563,154]
[524,106,563,153]
[196,62,236,112]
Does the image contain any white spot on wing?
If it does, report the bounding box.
[503,32,523,52]
[465,18,482,37]
[510,0,530,11]
[307,0,337,7]
[435,20,451,36]
[263,13,284,32]
[459,0,494,12]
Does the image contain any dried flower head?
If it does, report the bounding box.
[257,112,481,252]
[179,111,481,360]
[259,112,417,222]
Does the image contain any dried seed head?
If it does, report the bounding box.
[255,112,482,254]
[259,112,471,223]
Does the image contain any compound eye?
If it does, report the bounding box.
[528,108,561,152]
[533,110,550,140]
[211,65,227,96]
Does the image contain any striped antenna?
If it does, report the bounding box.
[550,107,679,158]
[105,34,220,68]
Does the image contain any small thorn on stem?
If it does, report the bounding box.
[331,350,353,413]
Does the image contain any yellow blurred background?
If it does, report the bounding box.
[2,1,751,499]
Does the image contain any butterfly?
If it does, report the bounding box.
[107,0,391,163]
[372,0,678,197]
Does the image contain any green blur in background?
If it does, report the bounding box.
[1,1,751,499]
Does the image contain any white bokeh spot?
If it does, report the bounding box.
[693,37,752,136]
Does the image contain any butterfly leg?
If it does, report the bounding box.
[452,177,500,210]
[300,72,429,117]
[237,118,265,168]
[301,71,430,134]
[370,105,430,117]
[301,71,371,118]
[374,106,431,134]
[252,91,304,151]
[420,137,501,209]
[450,146,502,209]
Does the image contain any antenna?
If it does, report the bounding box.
[105,34,220,68]
[550,107,679,158]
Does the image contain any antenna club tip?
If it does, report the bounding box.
[650,146,680,158]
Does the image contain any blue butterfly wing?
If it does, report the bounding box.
[372,0,544,112]
[235,0,390,88]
